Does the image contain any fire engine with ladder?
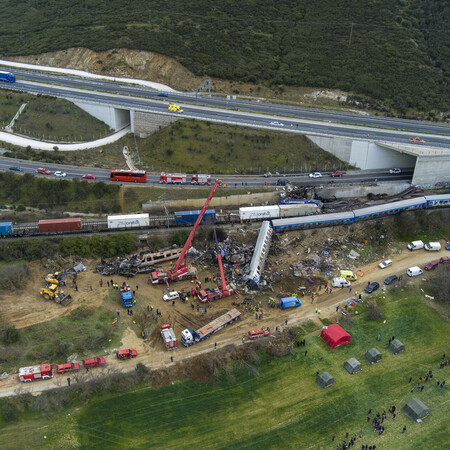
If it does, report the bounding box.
[150,179,221,285]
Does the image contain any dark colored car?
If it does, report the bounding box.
[364,282,380,294]
[157,92,168,97]
[424,261,439,271]
[384,275,398,286]
[9,166,23,172]
[277,179,291,186]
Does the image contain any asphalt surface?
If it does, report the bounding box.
[1,66,450,148]
[0,156,413,187]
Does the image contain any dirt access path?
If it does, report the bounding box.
[0,243,446,398]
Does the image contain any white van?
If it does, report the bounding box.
[332,277,351,288]
[424,242,441,251]
[407,240,424,251]
[163,291,179,302]
[407,266,423,277]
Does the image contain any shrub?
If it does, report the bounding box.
[2,326,20,345]
[367,299,384,320]
[1,402,18,422]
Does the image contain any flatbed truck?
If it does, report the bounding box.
[181,308,241,346]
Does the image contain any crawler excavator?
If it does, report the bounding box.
[45,271,77,286]
[40,284,73,306]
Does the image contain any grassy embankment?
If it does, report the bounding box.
[0,289,448,448]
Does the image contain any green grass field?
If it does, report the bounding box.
[1,289,447,449]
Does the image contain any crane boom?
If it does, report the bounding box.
[169,179,221,276]
[213,227,227,291]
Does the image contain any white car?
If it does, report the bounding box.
[389,168,401,174]
[378,259,393,269]
[163,291,179,302]
[54,171,66,177]
[270,121,284,127]
[309,172,322,178]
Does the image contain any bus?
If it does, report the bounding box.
[110,170,147,183]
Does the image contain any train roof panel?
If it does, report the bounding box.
[272,211,354,227]
[353,198,426,216]
[424,194,450,201]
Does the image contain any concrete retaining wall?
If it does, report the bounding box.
[413,154,450,186]
[316,182,412,200]
[142,191,279,212]
[74,101,130,130]
[131,111,179,137]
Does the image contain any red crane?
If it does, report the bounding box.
[150,179,221,285]
[197,227,237,303]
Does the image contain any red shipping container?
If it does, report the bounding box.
[38,218,82,233]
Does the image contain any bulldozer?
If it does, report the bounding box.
[40,284,73,306]
[45,271,77,286]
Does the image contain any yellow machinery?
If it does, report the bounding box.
[45,271,76,286]
[40,284,73,306]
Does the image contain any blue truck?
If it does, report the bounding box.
[0,71,16,83]
[174,209,216,225]
[279,296,302,310]
[0,222,13,236]
[119,283,134,308]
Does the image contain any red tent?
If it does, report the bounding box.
[321,324,351,348]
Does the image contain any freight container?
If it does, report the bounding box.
[239,205,280,221]
[107,214,150,229]
[0,222,13,236]
[38,218,82,233]
[174,209,216,225]
[279,203,320,218]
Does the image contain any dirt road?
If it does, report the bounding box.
[0,242,446,398]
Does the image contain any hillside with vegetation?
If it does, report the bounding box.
[0,0,448,117]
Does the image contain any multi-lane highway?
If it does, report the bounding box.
[2,66,450,149]
[0,156,413,188]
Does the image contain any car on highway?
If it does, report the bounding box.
[116,349,137,360]
[378,259,393,269]
[82,174,96,180]
[277,179,291,186]
[270,121,284,127]
[168,104,183,112]
[389,168,402,174]
[56,362,80,374]
[157,92,168,97]
[36,167,51,175]
[384,275,398,286]
[424,261,439,271]
[409,137,425,144]
[309,172,322,178]
[54,171,66,177]
[364,282,380,294]
[9,166,23,172]
[330,170,343,177]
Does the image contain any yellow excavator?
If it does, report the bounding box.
[45,271,77,286]
[40,284,73,306]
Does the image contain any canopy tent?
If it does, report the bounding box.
[344,358,362,374]
[402,398,430,422]
[320,324,351,349]
[316,372,335,389]
[388,339,405,355]
[364,348,382,364]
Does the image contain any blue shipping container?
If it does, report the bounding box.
[174,209,216,225]
[0,222,13,236]
[279,296,302,310]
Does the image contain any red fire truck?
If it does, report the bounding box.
[191,174,212,185]
[248,329,270,339]
[161,323,177,350]
[160,173,187,184]
[18,364,53,382]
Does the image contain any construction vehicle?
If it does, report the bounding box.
[161,324,177,350]
[181,308,241,347]
[150,179,221,285]
[18,364,53,382]
[45,271,77,286]
[120,282,134,308]
[40,284,73,306]
[198,228,237,303]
